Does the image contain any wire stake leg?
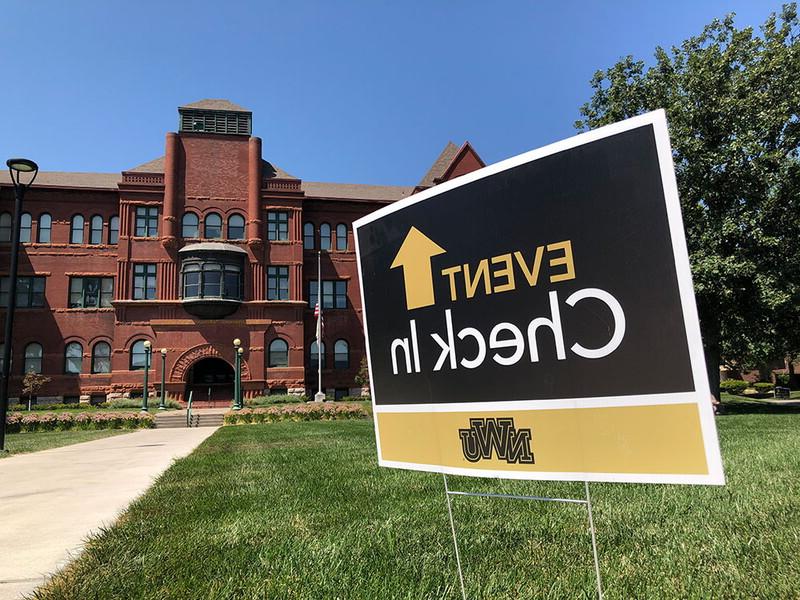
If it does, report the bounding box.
[443,474,467,600]
[584,481,603,599]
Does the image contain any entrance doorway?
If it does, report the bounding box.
[185,357,235,407]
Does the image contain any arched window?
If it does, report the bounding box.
[20,213,32,243]
[336,224,348,251]
[268,339,289,368]
[38,213,52,243]
[64,342,83,374]
[108,216,119,244]
[70,215,84,244]
[204,213,222,239]
[24,342,43,374]
[91,342,111,374]
[303,222,315,250]
[89,215,103,245]
[182,212,199,238]
[309,341,326,369]
[320,223,331,251]
[334,340,349,369]
[0,212,11,242]
[228,214,245,240]
[130,340,148,370]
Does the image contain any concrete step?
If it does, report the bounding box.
[154,411,223,429]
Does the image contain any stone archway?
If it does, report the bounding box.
[171,344,250,382]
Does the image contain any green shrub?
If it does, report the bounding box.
[720,379,749,395]
[775,372,791,387]
[5,412,155,433]
[10,402,86,412]
[245,394,306,406]
[339,396,370,403]
[107,397,182,410]
[224,402,369,425]
[754,382,775,393]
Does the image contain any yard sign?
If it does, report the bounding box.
[354,111,724,485]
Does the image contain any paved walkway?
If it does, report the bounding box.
[0,427,218,599]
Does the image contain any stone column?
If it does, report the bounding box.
[248,136,263,246]
[161,132,179,248]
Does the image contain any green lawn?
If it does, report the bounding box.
[2,429,132,459]
[31,412,800,599]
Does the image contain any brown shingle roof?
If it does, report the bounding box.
[0,171,119,190]
[418,141,459,187]
[128,156,165,173]
[262,160,297,180]
[179,99,250,112]
[302,181,414,202]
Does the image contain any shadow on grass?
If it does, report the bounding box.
[718,400,800,415]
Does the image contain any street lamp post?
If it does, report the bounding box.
[237,347,244,409]
[159,348,167,410]
[233,338,241,410]
[1,158,38,452]
[141,341,152,412]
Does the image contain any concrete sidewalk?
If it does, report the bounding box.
[0,427,218,599]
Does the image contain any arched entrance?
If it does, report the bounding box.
[185,357,235,407]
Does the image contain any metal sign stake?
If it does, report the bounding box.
[443,476,604,599]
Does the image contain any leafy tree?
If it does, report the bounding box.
[576,4,800,398]
[354,357,370,393]
[22,371,51,410]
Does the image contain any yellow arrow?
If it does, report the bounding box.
[391,226,447,310]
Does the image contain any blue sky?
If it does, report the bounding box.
[0,1,785,185]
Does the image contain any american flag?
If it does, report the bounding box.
[314,302,323,344]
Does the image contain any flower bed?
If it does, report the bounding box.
[5,412,155,433]
[224,402,370,425]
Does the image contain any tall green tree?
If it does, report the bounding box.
[576,4,800,398]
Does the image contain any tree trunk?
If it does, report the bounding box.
[699,312,721,405]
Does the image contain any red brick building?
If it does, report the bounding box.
[0,100,484,405]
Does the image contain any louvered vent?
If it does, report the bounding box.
[178,109,251,135]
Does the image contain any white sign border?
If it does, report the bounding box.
[354,110,725,486]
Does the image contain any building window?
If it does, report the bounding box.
[0,276,46,308]
[108,216,119,244]
[64,342,83,374]
[204,213,222,239]
[133,264,157,300]
[336,223,348,251]
[267,211,288,241]
[182,212,199,238]
[0,212,11,242]
[181,260,242,300]
[20,213,32,243]
[135,207,158,237]
[334,340,349,369]
[91,342,111,374]
[308,280,347,309]
[24,342,43,374]
[228,214,245,240]
[309,341,326,369]
[320,223,331,250]
[69,277,113,308]
[303,222,315,249]
[70,215,84,244]
[130,340,148,370]
[90,215,103,245]
[267,266,289,300]
[268,339,289,368]
[38,213,52,243]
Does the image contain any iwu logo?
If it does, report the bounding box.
[458,418,535,464]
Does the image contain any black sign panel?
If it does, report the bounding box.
[356,123,695,406]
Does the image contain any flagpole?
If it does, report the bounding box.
[315,250,324,402]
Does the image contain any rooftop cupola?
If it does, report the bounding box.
[178,99,252,135]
